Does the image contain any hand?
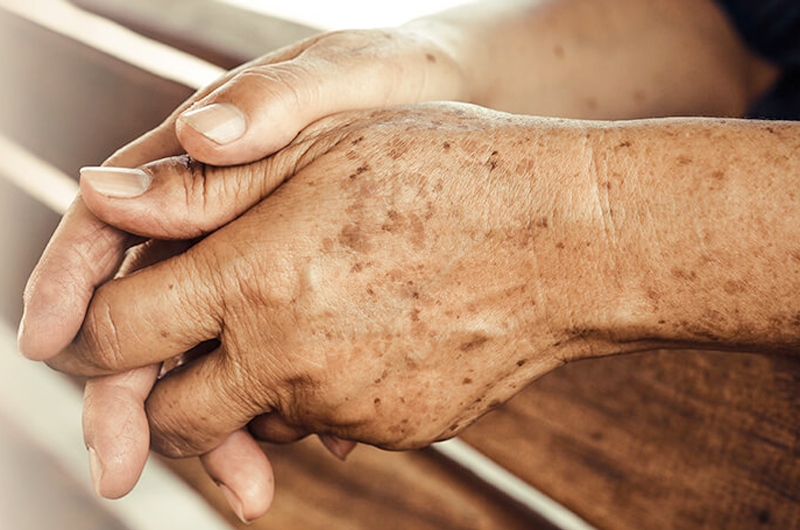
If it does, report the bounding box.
[48,102,630,457]
[19,26,465,516]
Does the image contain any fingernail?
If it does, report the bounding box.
[179,103,246,145]
[80,167,151,198]
[319,434,357,461]
[87,446,105,497]
[219,484,251,525]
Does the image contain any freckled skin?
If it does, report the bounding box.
[55,104,800,458]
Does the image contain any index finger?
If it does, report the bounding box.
[45,243,222,376]
[18,127,182,361]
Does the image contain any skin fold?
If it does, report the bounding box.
[18,0,785,521]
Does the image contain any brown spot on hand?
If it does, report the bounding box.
[723,280,746,294]
[671,267,698,281]
[486,150,499,171]
[374,397,381,405]
[339,223,372,253]
[442,141,451,151]
[351,136,364,145]
[348,164,370,180]
[425,53,436,63]
[535,217,549,228]
[462,377,473,384]
[516,360,526,367]
[677,155,693,165]
[553,45,564,58]
[616,141,631,149]
[387,138,409,160]
[460,336,489,352]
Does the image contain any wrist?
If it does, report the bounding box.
[485,117,647,364]
[399,18,482,105]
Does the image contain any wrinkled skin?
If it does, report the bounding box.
[48,103,625,457]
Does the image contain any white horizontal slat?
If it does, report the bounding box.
[0,0,224,90]
[0,134,78,213]
[433,439,598,530]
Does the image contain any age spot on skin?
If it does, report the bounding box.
[671,267,698,281]
[553,45,564,58]
[723,280,746,294]
[460,336,489,352]
[677,155,693,165]
[486,150,499,171]
[349,164,370,179]
[462,377,473,385]
[339,224,372,253]
[442,141,451,151]
[516,359,526,367]
[425,53,436,63]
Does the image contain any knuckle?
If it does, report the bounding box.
[147,403,211,458]
[76,287,125,371]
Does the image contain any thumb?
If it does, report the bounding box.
[78,140,321,239]
[173,29,464,166]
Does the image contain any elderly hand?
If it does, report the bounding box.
[18,25,466,519]
[46,102,630,457]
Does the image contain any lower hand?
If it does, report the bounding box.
[50,102,629,457]
[19,25,466,519]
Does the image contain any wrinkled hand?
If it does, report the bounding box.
[19,26,466,518]
[48,103,627,458]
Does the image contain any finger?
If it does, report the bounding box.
[249,416,355,460]
[79,148,303,240]
[146,347,267,458]
[174,31,462,166]
[83,365,159,499]
[18,200,137,361]
[318,435,358,461]
[200,430,274,524]
[45,244,222,376]
[248,413,310,445]
[17,128,183,362]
